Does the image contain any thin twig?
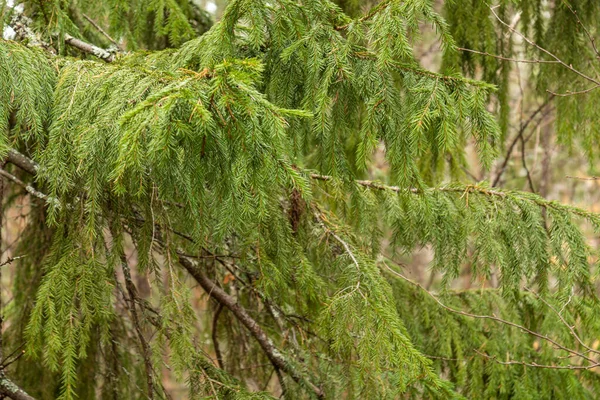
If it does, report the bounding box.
[561,0,600,60]
[0,255,26,268]
[520,129,536,192]
[475,349,600,370]
[566,175,600,180]
[82,13,121,48]
[0,169,48,202]
[547,86,600,97]
[457,47,560,64]
[492,97,554,187]
[525,287,600,357]
[490,5,600,86]
[121,260,155,400]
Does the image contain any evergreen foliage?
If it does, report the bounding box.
[0,0,599,399]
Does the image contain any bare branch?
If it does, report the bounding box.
[82,14,121,49]
[475,350,600,370]
[0,371,36,400]
[566,175,600,180]
[0,169,48,202]
[6,150,38,175]
[490,5,600,86]
[457,47,560,64]
[525,287,600,357]
[547,86,600,97]
[492,97,554,187]
[64,34,115,62]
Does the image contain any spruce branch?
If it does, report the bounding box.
[524,287,600,358]
[381,262,599,366]
[0,169,48,202]
[6,150,39,175]
[0,372,36,400]
[177,254,325,399]
[560,0,600,60]
[64,34,115,62]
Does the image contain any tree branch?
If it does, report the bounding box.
[120,260,155,399]
[6,150,39,175]
[81,13,121,49]
[0,169,48,202]
[457,47,560,64]
[0,371,36,400]
[177,254,324,399]
[490,5,600,87]
[492,97,554,187]
[381,262,598,365]
[64,34,115,62]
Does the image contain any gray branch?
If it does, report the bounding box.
[64,34,115,62]
[0,371,35,400]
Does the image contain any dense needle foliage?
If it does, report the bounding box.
[1,0,600,399]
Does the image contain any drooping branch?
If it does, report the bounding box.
[177,254,324,399]
[490,5,600,88]
[120,260,155,400]
[380,262,599,367]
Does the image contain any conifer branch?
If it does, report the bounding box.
[64,34,115,62]
[0,169,48,202]
[561,0,600,60]
[0,372,36,400]
[381,262,598,365]
[177,254,325,399]
[335,0,392,31]
[525,287,600,357]
[6,150,39,175]
[310,169,598,219]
